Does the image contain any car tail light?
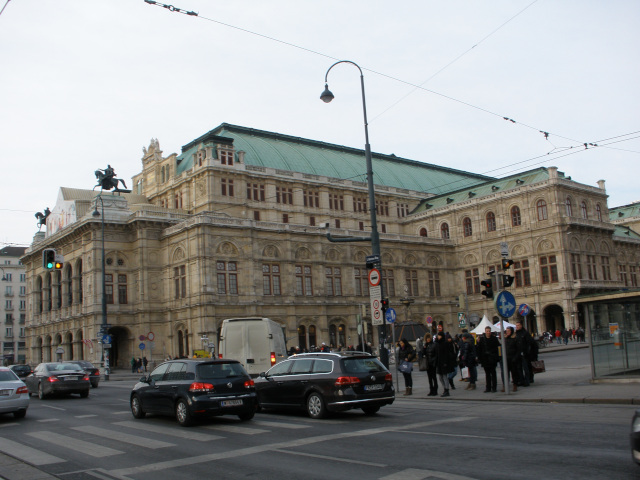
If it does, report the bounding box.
[16,386,28,394]
[244,379,255,388]
[48,376,59,383]
[270,352,276,365]
[219,354,223,359]
[334,376,361,386]
[189,382,215,393]
[385,373,393,382]
[83,375,90,381]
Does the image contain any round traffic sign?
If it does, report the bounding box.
[147,332,155,342]
[518,303,531,316]
[368,269,381,287]
[139,335,146,341]
[495,291,517,318]
[426,316,433,324]
[385,308,397,323]
[139,343,146,350]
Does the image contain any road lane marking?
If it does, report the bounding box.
[76,414,98,418]
[0,423,19,428]
[272,448,386,467]
[109,416,474,477]
[0,437,66,465]
[27,431,123,457]
[380,468,479,480]
[202,424,269,435]
[113,421,223,441]
[37,418,59,423]
[251,420,309,429]
[41,404,66,411]
[112,411,131,415]
[396,430,504,440]
[71,426,175,449]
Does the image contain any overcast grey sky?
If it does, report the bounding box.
[1,0,638,247]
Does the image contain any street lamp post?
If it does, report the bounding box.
[321,60,388,367]
[92,195,109,380]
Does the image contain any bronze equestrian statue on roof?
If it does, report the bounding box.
[94,165,129,192]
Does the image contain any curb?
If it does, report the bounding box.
[398,395,640,405]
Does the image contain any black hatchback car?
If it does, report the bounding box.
[130,358,257,427]
[8,364,32,379]
[254,352,394,419]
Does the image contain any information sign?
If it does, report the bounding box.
[495,291,516,318]
[385,308,396,324]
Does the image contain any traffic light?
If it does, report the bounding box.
[54,255,63,270]
[481,279,493,299]
[501,258,514,270]
[42,249,56,270]
[502,274,515,288]
[381,298,389,311]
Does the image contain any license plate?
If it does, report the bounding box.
[0,389,11,396]
[364,384,384,391]
[221,399,243,407]
[64,376,79,381]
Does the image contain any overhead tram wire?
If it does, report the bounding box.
[142,0,605,155]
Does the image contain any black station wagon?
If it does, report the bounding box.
[254,352,395,419]
[130,358,257,426]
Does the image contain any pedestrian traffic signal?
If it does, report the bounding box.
[381,298,389,311]
[502,275,515,288]
[481,279,493,299]
[501,258,514,270]
[42,249,56,270]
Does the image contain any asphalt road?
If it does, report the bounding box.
[0,349,637,480]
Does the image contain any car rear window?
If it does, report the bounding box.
[48,364,83,372]
[342,357,386,374]
[197,362,247,380]
[0,371,18,381]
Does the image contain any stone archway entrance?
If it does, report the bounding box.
[542,304,565,332]
[107,326,130,369]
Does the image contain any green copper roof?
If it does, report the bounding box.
[613,225,640,239]
[609,202,640,221]
[176,124,493,195]
[412,168,556,214]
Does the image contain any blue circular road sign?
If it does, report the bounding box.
[495,291,516,318]
[518,303,531,316]
[139,343,146,350]
[385,308,397,323]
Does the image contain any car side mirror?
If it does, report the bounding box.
[140,375,149,383]
[259,372,267,378]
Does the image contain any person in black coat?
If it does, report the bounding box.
[397,338,415,396]
[434,331,456,397]
[460,333,478,390]
[504,326,522,391]
[515,321,534,386]
[422,333,438,396]
[477,326,500,393]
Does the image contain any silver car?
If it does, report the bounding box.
[0,367,29,419]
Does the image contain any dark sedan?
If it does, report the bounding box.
[8,364,32,379]
[255,352,395,419]
[130,358,257,427]
[66,361,100,388]
[24,362,91,399]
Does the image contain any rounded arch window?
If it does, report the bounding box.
[486,212,496,232]
[440,223,450,239]
[462,217,472,237]
[536,199,548,220]
[581,201,588,219]
[511,206,521,227]
[596,203,602,221]
[565,197,573,216]
[419,227,427,237]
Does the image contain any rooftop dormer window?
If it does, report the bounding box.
[219,148,234,166]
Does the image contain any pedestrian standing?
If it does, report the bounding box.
[460,333,478,390]
[477,326,500,393]
[423,333,438,396]
[130,356,136,373]
[555,328,562,344]
[397,338,415,396]
[136,358,142,373]
[515,321,534,387]
[142,356,148,372]
[435,331,456,397]
[446,333,459,390]
[504,326,522,391]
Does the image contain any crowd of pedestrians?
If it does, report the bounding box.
[414,320,549,396]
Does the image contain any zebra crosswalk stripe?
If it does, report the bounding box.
[27,431,124,457]
[72,425,175,449]
[113,420,224,441]
[0,437,65,466]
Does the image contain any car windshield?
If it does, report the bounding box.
[342,357,387,374]
[12,366,29,372]
[47,364,83,372]
[0,371,19,381]
[197,362,247,380]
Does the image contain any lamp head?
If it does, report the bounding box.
[92,208,100,218]
[320,84,334,103]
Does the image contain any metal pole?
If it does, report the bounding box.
[495,269,509,394]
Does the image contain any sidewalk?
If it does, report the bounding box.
[392,342,640,405]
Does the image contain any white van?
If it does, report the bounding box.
[218,318,287,376]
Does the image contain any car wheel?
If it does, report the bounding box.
[175,399,193,427]
[362,405,380,416]
[306,392,326,419]
[238,410,255,421]
[13,409,27,419]
[38,383,47,400]
[80,390,89,398]
[131,395,146,419]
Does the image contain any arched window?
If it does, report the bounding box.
[338,324,346,347]
[463,217,472,237]
[419,227,427,237]
[565,197,572,216]
[329,324,337,347]
[297,325,307,351]
[511,206,521,227]
[441,223,450,239]
[486,212,496,232]
[596,203,602,221]
[161,166,165,183]
[581,201,588,219]
[537,200,548,221]
[309,325,317,349]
